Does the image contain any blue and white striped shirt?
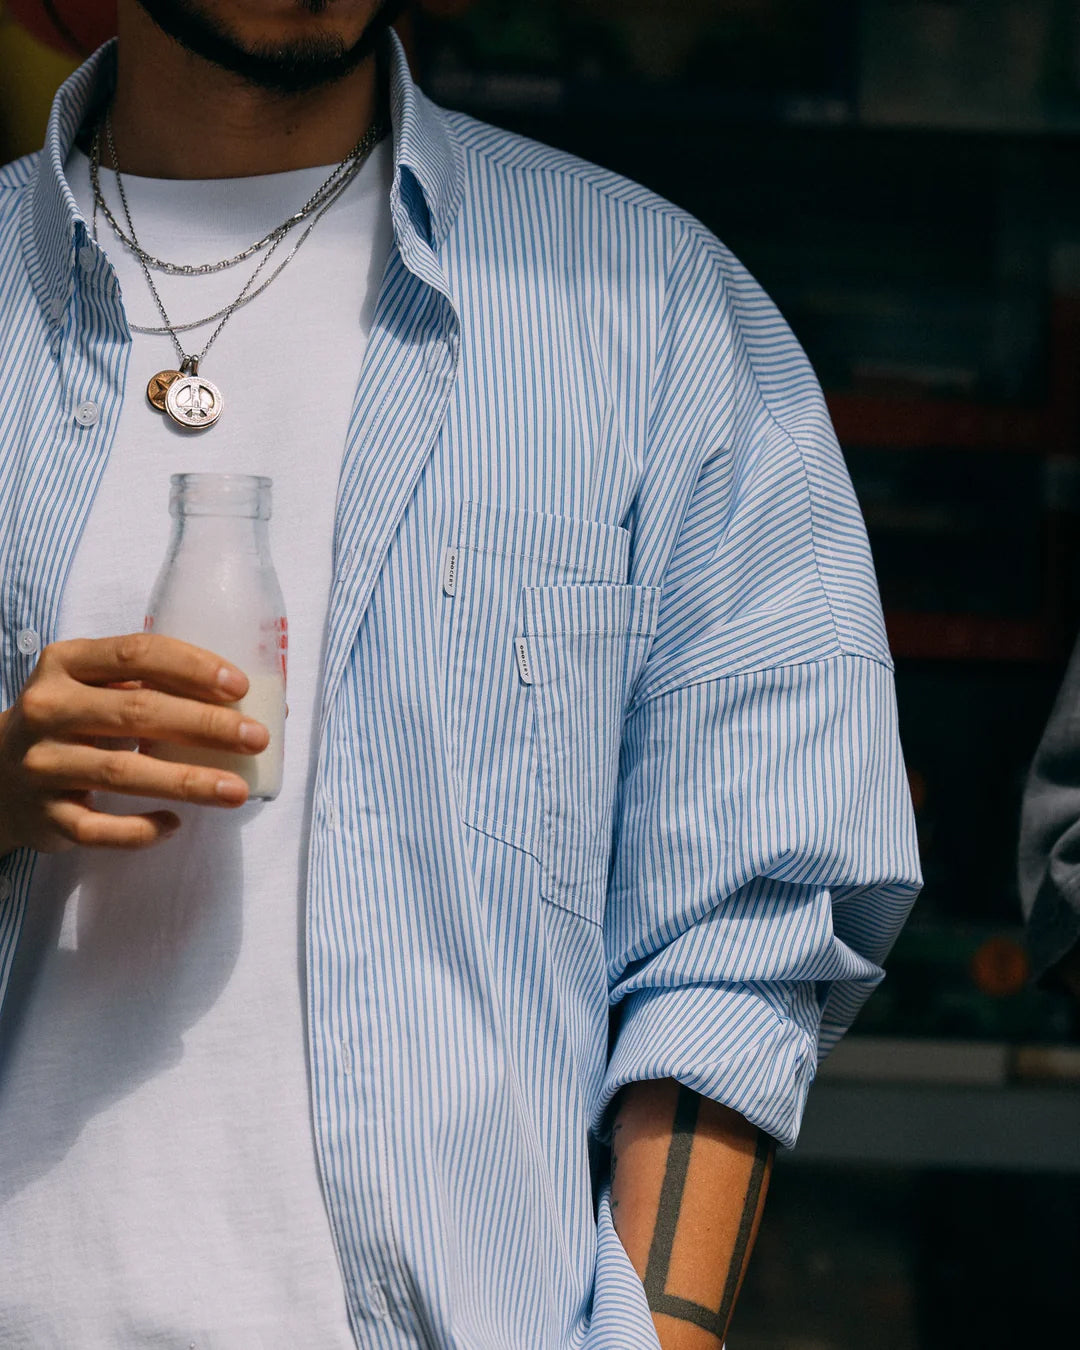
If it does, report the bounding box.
[0,34,921,1349]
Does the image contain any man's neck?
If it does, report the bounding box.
[110,3,380,179]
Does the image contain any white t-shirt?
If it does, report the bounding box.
[0,137,393,1348]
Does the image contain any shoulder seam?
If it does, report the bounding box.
[756,397,851,655]
[712,258,879,663]
[627,650,895,718]
[662,213,888,665]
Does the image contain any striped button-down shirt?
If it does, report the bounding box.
[0,34,921,1349]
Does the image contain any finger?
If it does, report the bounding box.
[99,682,140,749]
[50,634,249,702]
[48,797,183,850]
[25,741,250,806]
[30,683,269,754]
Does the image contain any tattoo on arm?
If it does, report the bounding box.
[641,1085,773,1339]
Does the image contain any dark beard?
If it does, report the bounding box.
[132,0,407,94]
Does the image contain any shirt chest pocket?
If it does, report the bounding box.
[443,500,660,924]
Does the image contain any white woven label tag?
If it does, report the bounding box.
[514,637,533,684]
[442,547,459,596]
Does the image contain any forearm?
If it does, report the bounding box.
[610,1078,774,1349]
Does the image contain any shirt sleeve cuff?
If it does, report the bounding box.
[591,981,819,1151]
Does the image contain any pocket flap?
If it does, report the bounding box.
[520,584,661,640]
[458,501,630,583]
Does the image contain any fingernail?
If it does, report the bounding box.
[216,777,247,803]
[217,666,247,697]
[238,719,268,749]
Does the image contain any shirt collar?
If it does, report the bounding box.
[24,29,463,332]
[24,42,109,332]
[385,30,463,251]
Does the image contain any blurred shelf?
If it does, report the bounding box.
[884,612,1055,663]
[817,1037,1080,1087]
[782,1039,1080,1171]
[786,1079,1080,1172]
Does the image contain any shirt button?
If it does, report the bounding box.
[79,244,97,273]
[74,401,100,427]
[16,628,40,656]
[0,877,12,902]
[366,1281,389,1320]
[49,293,66,322]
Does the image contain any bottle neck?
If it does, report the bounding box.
[170,512,272,563]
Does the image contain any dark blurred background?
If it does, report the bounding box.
[4,1,1080,1345]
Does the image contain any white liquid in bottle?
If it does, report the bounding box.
[152,673,286,799]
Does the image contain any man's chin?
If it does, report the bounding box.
[133,0,407,94]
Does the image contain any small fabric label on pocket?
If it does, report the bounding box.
[514,636,534,684]
[442,547,459,596]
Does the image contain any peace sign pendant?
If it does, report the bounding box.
[163,357,223,431]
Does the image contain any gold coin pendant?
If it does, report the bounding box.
[146,369,182,412]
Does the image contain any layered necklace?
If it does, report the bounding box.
[89,107,388,431]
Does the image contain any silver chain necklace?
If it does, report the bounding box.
[91,125,378,339]
[95,109,377,276]
[92,110,386,431]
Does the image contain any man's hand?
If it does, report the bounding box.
[0,633,269,856]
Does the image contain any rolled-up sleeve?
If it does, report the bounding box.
[594,218,923,1150]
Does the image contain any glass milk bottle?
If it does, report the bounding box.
[144,473,287,800]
